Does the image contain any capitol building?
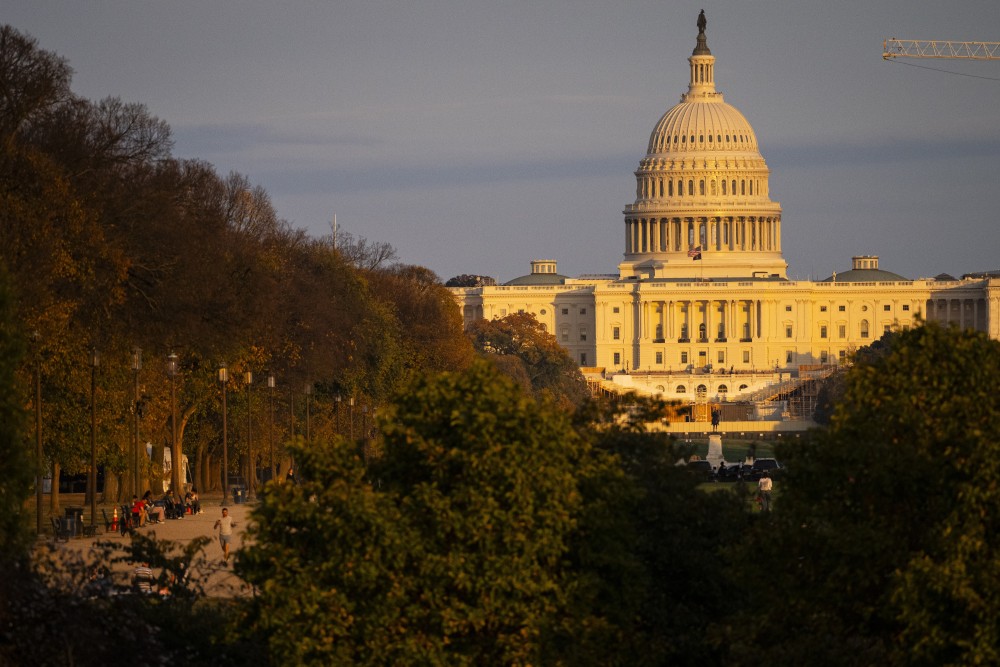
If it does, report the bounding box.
[451,14,1000,425]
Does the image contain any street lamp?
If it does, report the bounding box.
[349,396,355,440]
[304,383,312,443]
[131,348,142,497]
[268,373,276,484]
[89,348,99,530]
[31,332,42,535]
[167,352,180,495]
[335,394,341,434]
[219,362,229,505]
[245,370,254,500]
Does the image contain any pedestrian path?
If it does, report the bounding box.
[34,494,256,598]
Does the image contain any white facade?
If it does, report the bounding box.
[451,15,1000,403]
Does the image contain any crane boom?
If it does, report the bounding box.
[883,39,1000,60]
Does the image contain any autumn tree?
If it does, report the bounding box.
[466,311,588,407]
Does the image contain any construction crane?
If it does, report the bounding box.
[883,39,1000,60]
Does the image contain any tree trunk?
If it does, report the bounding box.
[49,460,60,515]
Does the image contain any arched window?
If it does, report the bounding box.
[668,180,674,196]
[718,384,728,397]
[860,319,870,338]
[711,179,717,196]
[722,179,727,195]
[699,179,705,196]
[676,385,687,394]
[696,384,708,399]
[749,180,753,195]
[656,385,665,394]
[678,180,684,196]
[732,179,737,195]
[688,180,694,195]
[739,384,748,392]
[699,323,707,339]
[741,180,746,195]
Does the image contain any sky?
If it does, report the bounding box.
[7,1,1000,283]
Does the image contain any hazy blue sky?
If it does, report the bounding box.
[8,1,1000,282]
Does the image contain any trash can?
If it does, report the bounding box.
[65,507,83,538]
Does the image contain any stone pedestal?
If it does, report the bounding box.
[707,434,724,467]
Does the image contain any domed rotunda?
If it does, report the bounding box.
[619,14,786,280]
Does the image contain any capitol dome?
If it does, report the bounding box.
[646,100,759,156]
[620,11,787,282]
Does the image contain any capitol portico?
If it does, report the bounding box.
[450,13,1000,423]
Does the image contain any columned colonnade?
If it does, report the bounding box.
[625,215,780,254]
[639,298,762,342]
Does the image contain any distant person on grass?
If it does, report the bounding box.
[214,507,237,565]
[758,471,773,511]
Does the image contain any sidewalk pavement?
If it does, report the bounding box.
[35,494,256,598]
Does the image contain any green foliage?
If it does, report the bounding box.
[241,361,588,664]
[720,324,1000,665]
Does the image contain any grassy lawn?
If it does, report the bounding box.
[674,437,777,462]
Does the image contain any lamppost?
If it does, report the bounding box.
[304,383,312,442]
[89,348,99,530]
[131,348,142,497]
[268,373,276,483]
[167,352,180,494]
[219,362,229,505]
[31,332,42,535]
[335,394,341,434]
[245,370,254,500]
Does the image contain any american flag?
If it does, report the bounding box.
[687,246,702,260]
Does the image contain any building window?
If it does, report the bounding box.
[785,325,793,338]
[579,329,587,341]
[785,305,792,312]
[739,384,748,391]
[681,352,689,364]
[613,327,620,340]
[786,351,794,363]
[743,351,750,363]
[500,309,507,316]
[655,351,663,364]
[839,305,846,312]
[613,352,621,366]
[884,324,891,334]
[839,324,846,338]
[561,308,569,315]
[884,304,891,311]
[860,320,870,338]
[696,385,708,399]
[699,323,707,340]
[821,351,829,363]
[613,306,620,313]
[820,325,828,339]
[839,350,847,361]
[718,350,725,364]
[718,384,728,398]
[820,305,827,312]
[561,328,569,342]
[903,304,910,311]
[676,385,687,394]
[580,308,587,315]
[580,353,587,365]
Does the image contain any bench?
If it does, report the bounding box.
[51,517,72,542]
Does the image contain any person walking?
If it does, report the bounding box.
[757,471,773,511]
[213,507,238,565]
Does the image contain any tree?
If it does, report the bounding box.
[239,361,588,664]
[445,274,496,287]
[719,323,1000,666]
[0,267,31,563]
[467,312,589,408]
